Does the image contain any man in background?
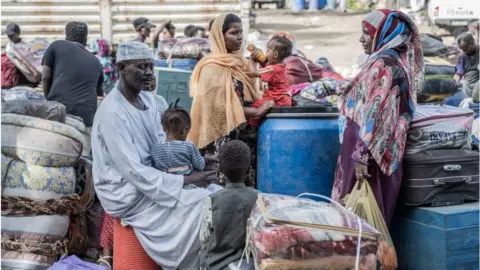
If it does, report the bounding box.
[3,23,23,45]
[454,33,479,98]
[132,17,171,49]
[42,21,104,155]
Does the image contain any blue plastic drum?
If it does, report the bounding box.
[257,106,340,197]
[292,0,306,11]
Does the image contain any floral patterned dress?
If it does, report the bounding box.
[200,79,257,187]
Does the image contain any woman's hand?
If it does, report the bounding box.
[354,162,371,181]
[259,100,275,115]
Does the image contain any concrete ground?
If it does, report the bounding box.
[251,8,454,73]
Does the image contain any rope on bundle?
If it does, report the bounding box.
[1,235,68,257]
[1,157,96,256]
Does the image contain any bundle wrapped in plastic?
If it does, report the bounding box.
[406,105,474,154]
[246,193,380,270]
[5,38,49,83]
[157,38,178,59]
[299,78,348,104]
[2,86,45,102]
[157,38,210,60]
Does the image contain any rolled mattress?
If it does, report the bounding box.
[1,113,84,167]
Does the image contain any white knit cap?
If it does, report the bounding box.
[116,41,154,63]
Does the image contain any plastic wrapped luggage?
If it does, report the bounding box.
[299,78,348,103]
[157,38,210,60]
[401,149,479,206]
[247,194,380,270]
[1,114,84,167]
[406,105,474,154]
[2,100,66,123]
[418,78,458,103]
[5,38,49,83]
[2,86,45,102]
[156,38,178,59]
[420,33,448,57]
[424,64,456,76]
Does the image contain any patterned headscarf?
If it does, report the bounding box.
[362,9,424,97]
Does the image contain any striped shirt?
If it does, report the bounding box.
[151,141,205,173]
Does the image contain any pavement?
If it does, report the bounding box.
[251,8,455,74]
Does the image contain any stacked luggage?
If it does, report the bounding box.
[418,64,458,103]
[401,105,479,207]
[155,38,210,71]
[1,88,93,269]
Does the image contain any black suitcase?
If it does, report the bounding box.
[401,149,479,207]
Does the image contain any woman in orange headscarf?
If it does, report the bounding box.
[188,13,273,186]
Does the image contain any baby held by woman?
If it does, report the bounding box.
[248,36,293,126]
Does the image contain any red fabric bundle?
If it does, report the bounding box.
[284,56,345,86]
[1,52,21,88]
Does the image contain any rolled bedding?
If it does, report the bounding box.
[1,113,84,167]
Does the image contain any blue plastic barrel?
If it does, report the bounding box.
[309,0,326,10]
[292,0,306,11]
[257,106,340,198]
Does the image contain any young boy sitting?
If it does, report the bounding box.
[199,140,259,270]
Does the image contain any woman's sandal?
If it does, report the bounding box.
[97,256,113,269]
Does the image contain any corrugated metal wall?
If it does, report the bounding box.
[1,0,102,47]
[1,0,249,47]
[110,0,245,44]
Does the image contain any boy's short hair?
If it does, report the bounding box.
[268,36,293,60]
[218,140,251,183]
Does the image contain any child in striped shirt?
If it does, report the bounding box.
[151,100,204,188]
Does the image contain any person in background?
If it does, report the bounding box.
[468,20,479,42]
[199,140,258,270]
[161,22,176,40]
[188,14,273,187]
[3,23,23,46]
[184,25,198,38]
[331,9,424,227]
[132,17,170,50]
[42,21,103,155]
[196,27,207,38]
[92,41,217,270]
[89,39,117,95]
[454,33,479,97]
[2,23,33,88]
[207,19,215,37]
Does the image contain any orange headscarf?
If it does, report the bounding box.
[188,14,262,149]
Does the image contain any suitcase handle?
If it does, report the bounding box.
[433,177,472,186]
[443,164,462,172]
